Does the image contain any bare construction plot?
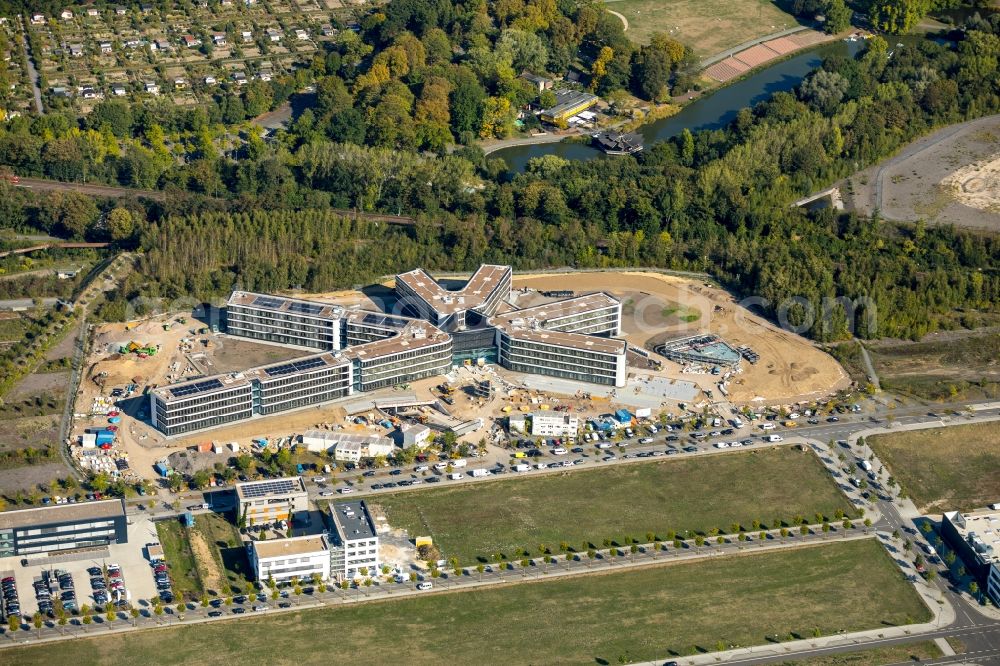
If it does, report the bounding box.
[843,114,1000,229]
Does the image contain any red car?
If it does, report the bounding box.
[107,411,120,417]
[107,425,118,432]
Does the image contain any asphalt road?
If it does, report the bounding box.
[10,402,1000,660]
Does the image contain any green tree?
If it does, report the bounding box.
[824,0,852,34]
[107,207,135,242]
[870,0,930,34]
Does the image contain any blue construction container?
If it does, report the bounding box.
[95,430,115,445]
[182,512,195,527]
[614,409,632,424]
[154,462,170,478]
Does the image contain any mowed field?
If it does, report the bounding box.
[5,540,928,666]
[605,0,798,56]
[868,422,1000,513]
[373,447,852,564]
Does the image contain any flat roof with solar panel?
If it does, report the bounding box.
[358,312,410,329]
[235,476,307,502]
[168,378,224,398]
[262,356,329,378]
[152,352,350,402]
[228,290,345,321]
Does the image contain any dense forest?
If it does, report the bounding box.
[0,2,998,343]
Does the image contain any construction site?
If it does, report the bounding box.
[66,269,850,482]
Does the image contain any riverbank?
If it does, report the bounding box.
[484,28,848,162]
[491,37,862,170]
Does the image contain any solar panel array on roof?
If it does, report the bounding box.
[263,356,328,378]
[239,478,297,498]
[170,378,224,398]
[286,301,324,315]
[361,313,408,329]
[252,296,285,310]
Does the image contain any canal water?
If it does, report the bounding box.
[494,40,864,172]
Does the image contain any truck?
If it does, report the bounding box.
[469,468,490,478]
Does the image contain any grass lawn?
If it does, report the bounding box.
[0,315,27,342]
[780,640,943,666]
[868,422,1000,513]
[191,512,255,596]
[372,446,853,564]
[4,540,929,666]
[155,518,204,601]
[605,0,798,56]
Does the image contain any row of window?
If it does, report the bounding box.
[228,306,340,329]
[155,391,251,419]
[18,520,115,536]
[503,360,618,386]
[260,369,350,394]
[500,339,618,372]
[161,409,250,435]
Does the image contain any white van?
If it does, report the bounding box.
[470,468,490,478]
[449,472,465,480]
[416,582,433,591]
[513,463,531,472]
[765,435,783,442]
[760,423,776,431]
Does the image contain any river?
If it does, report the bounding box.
[494,40,863,172]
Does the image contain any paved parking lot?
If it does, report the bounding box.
[0,515,159,617]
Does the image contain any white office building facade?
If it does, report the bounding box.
[328,501,379,581]
[249,535,331,585]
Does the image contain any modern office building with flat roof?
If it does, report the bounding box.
[150,265,629,435]
[226,291,344,350]
[249,534,330,584]
[490,293,627,387]
[395,264,512,331]
[235,477,309,525]
[150,352,351,436]
[328,501,379,581]
[0,499,127,557]
[942,509,1000,606]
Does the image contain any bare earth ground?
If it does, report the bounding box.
[6,370,70,400]
[0,414,60,454]
[513,271,849,404]
[604,0,797,57]
[189,528,225,593]
[0,463,66,494]
[842,114,1000,229]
